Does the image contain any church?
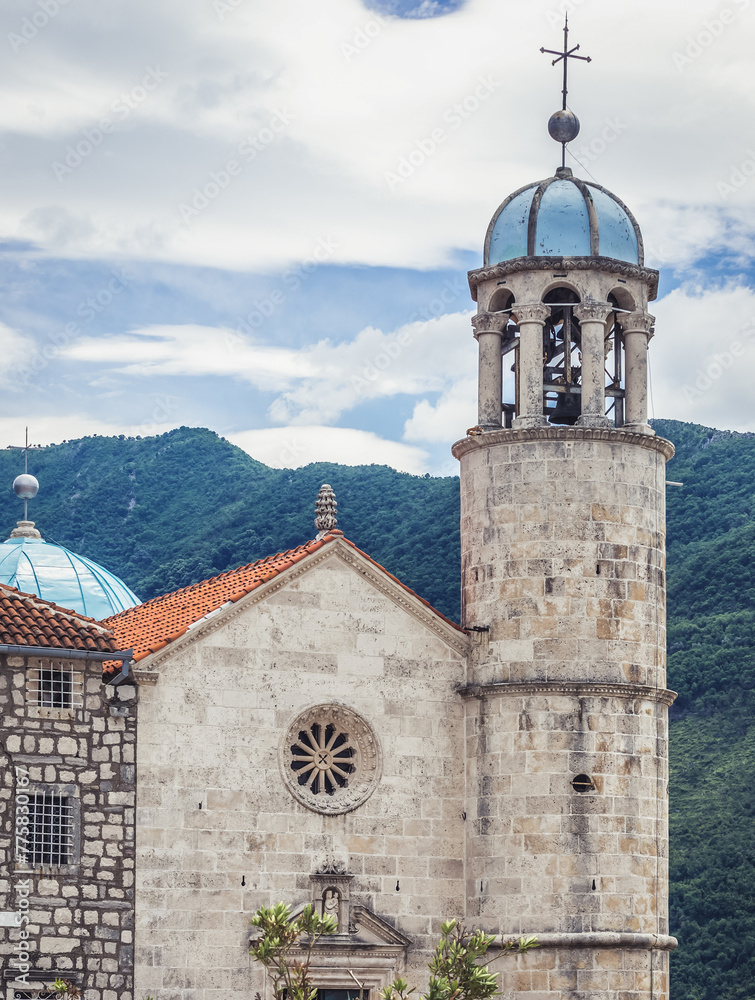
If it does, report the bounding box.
[106,137,676,996]
[1,56,677,1000]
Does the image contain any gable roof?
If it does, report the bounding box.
[0,581,121,654]
[104,530,465,677]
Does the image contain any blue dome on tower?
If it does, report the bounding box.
[485,166,643,268]
[0,522,140,621]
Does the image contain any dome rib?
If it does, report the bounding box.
[57,541,89,615]
[526,178,550,256]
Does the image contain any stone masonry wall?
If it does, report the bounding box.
[458,430,671,690]
[455,428,674,999]
[0,654,136,999]
[464,690,669,937]
[133,552,468,1000]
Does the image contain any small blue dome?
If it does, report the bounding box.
[485,167,643,267]
[0,529,140,621]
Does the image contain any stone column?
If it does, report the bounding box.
[622,310,655,434]
[512,303,549,429]
[472,312,505,430]
[574,301,612,428]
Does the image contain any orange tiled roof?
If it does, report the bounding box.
[103,531,464,677]
[0,581,121,653]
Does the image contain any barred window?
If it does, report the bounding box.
[27,664,83,710]
[12,991,59,999]
[26,792,74,867]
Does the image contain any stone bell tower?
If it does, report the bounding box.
[452,38,678,999]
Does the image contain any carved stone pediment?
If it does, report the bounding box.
[256,900,411,992]
[348,905,412,948]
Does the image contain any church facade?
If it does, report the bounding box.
[106,527,469,997]
[103,159,678,1000]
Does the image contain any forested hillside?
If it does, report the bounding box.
[654,419,755,1000]
[0,419,753,999]
[0,429,460,619]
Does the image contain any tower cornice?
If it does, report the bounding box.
[452,424,675,461]
[492,932,678,952]
[457,680,678,707]
[467,255,660,301]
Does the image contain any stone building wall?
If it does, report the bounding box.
[132,551,468,1000]
[457,428,672,690]
[0,653,136,1000]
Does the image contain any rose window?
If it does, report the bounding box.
[280,704,382,815]
[290,722,356,796]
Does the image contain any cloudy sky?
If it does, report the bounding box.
[0,0,753,475]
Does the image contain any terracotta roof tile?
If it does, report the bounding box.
[104,533,465,678]
[0,581,121,654]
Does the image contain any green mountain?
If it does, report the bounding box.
[653,419,755,1000]
[0,419,752,999]
[0,429,461,619]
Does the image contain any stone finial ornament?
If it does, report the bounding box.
[9,520,41,539]
[315,483,337,537]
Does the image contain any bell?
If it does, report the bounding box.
[549,390,581,425]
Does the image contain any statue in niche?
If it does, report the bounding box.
[323,888,340,930]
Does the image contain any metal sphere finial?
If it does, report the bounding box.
[548,109,580,144]
[315,484,337,537]
[13,474,39,500]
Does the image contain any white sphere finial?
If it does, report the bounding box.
[13,474,39,500]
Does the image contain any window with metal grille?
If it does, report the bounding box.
[26,664,83,710]
[26,792,74,867]
[12,991,59,999]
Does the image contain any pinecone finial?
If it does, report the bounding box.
[315,484,337,537]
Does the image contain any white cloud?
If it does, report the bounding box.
[229,425,429,474]
[403,376,477,442]
[2,0,755,271]
[4,0,755,469]
[62,308,477,428]
[0,323,36,383]
[651,283,755,432]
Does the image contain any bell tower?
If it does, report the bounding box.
[454,23,677,1000]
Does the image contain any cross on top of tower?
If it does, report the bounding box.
[7,426,33,474]
[540,15,591,168]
